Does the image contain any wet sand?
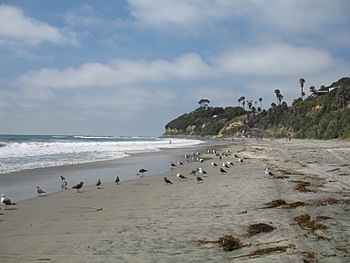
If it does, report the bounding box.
[0,138,349,262]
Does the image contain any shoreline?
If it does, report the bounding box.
[1,138,349,262]
[0,139,231,201]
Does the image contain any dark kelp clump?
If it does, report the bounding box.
[264,199,305,209]
[248,223,275,236]
[293,181,313,192]
[231,244,296,259]
[265,199,286,208]
[318,198,350,206]
[198,235,247,251]
[293,214,327,234]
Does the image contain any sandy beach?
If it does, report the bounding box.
[1,138,349,262]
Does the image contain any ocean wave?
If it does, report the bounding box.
[0,137,202,174]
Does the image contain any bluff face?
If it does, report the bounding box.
[164,77,350,140]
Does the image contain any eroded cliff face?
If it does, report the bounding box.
[164,77,350,139]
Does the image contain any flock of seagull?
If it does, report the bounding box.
[1,148,276,210]
[161,150,249,185]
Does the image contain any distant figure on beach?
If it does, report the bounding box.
[115,176,120,185]
[169,140,172,144]
[287,132,292,141]
[60,176,68,190]
[36,186,46,196]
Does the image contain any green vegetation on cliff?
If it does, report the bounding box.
[164,77,350,139]
[165,106,246,136]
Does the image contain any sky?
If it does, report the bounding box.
[0,0,349,136]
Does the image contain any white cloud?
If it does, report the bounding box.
[0,4,76,45]
[16,53,212,88]
[213,44,335,76]
[127,0,240,28]
[127,0,350,42]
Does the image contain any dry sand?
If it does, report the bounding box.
[1,138,349,262]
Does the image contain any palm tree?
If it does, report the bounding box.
[299,78,305,100]
[247,100,253,110]
[277,93,283,105]
[238,96,246,108]
[274,89,281,104]
[259,97,263,108]
[237,97,241,107]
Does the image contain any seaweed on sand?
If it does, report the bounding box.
[198,235,248,251]
[264,199,305,209]
[248,223,275,236]
[230,244,296,260]
[293,214,327,235]
[293,181,314,192]
[318,198,350,206]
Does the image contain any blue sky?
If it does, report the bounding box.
[0,0,349,136]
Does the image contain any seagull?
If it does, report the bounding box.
[237,158,244,162]
[164,177,173,185]
[72,181,84,192]
[177,161,184,166]
[189,169,197,175]
[137,169,148,177]
[177,173,187,180]
[185,154,190,159]
[115,176,120,185]
[211,162,218,166]
[227,161,234,166]
[223,162,230,168]
[36,186,46,196]
[234,154,239,158]
[199,158,204,163]
[1,193,17,208]
[169,162,176,168]
[198,168,207,176]
[265,168,274,176]
[96,179,102,189]
[220,168,227,174]
[60,177,68,190]
[196,176,204,183]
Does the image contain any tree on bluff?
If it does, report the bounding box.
[198,98,210,109]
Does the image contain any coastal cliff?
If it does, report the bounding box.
[164,77,350,139]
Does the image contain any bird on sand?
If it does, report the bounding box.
[36,186,46,196]
[196,176,204,183]
[220,168,227,174]
[169,162,177,168]
[222,162,230,168]
[198,168,207,176]
[96,179,102,189]
[265,168,274,176]
[115,176,120,185]
[1,193,17,208]
[211,162,217,166]
[164,177,173,185]
[137,169,148,177]
[189,169,197,175]
[177,173,187,180]
[72,181,84,192]
[60,176,68,190]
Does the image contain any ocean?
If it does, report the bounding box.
[0,134,204,200]
[0,134,202,175]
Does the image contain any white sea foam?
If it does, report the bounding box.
[0,138,202,174]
